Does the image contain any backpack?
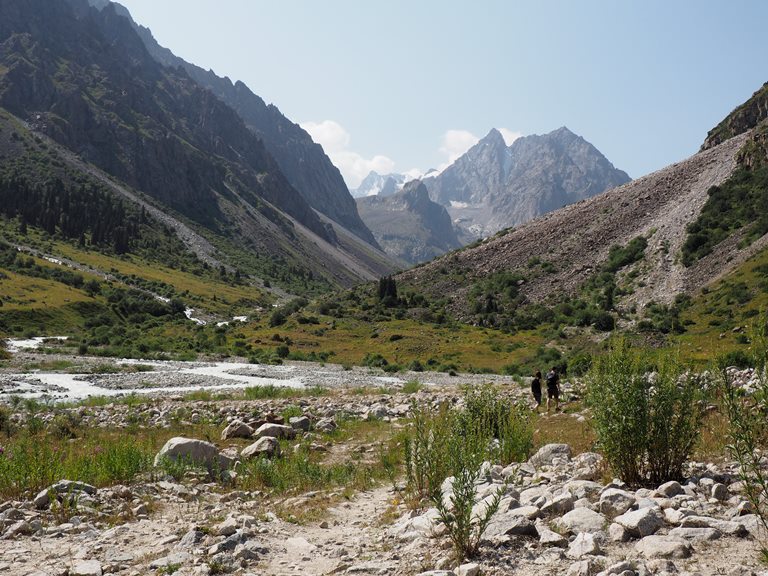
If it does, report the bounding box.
[546,372,558,387]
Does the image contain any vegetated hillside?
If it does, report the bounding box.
[357,181,461,265]
[398,130,751,328]
[422,127,631,239]
[113,1,378,248]
[0,0,395,294]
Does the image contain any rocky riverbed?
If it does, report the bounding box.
[0,351,766,575]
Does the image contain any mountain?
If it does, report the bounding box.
[422,127,631,238]
[398,114,762,327]
[112,3,378,248]
[702,81,768,151]
[351,171,408,198]
[0,0,394,292]
[356,181,461,265]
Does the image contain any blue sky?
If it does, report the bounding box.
[117,0,768,188]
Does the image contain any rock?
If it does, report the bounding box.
[566,532,601,559]
[711,483,729,501]
[484,513,538,539]
[608,522,629,542]
[634,535,692,559]
[656,481,683,497]
[566,560,593,576]
[556,508,607,534]
[154,437,232,471]
[315,417,337,433]
[679,515,748,536]
[149,552,191,569]
[599,488,635,518]
[252,423,296,440]
[289,416,311,431]
[221,420,253,440]
[529,444,572,468]
[538,526,568,547]
[216,517,239,537]
[33,480,97,509]
[455,563,480,576]
[417,572,455,576]
[668,527,721,541]
[69,560,103,576]
[241,436,280,459]
[614,507,663,537]
[542,492,576,515]
[596,560,635,576]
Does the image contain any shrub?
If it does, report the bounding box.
[586,341,705,485]
[719,316,768,559]
[401,380,423,394]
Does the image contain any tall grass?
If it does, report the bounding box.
[403,386,532,562]
[586,340,705,486]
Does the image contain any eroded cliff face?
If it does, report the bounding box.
[703,81,768,150]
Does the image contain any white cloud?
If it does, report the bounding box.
[499,128,523,146]
[301,120,394,189]
[439,129,480,166]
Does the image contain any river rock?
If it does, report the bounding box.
[154,437,233,471]
[566,532,601,559]
[241,436,280,459]
[34,480,97,509]
[221,420,253,440]
[529,444,572,468]
[556,508,607,534]
[253,423,296,440]
[69,560,103,576]
[634,535,691,559]
[614,507,663,537]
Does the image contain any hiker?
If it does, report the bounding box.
[546,366,560,413]
[531,370,542,412]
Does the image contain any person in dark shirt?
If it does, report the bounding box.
[546,367,561,413]
[531,371,542,412]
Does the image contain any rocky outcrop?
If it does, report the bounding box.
[703,81,768,150]
[422,127,630,238]
[352,171,408,198]
[357,181,461,264]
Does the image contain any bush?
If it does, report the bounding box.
[586,341,705,485]
[403,386,531,562]
[719,317,768,559]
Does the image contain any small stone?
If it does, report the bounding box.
[599,488,635,518]
[216,517,239,536]
[538,526,568,548]
[241,436,280,459]
[556,508,607,535]
[289,416,311,431]
[711,483,729,501]
[668,527,721,541]
[608,522,629,542]
[221,420,253,440]
[656,481,683,497]
[252,423,296,440]
[529,444,572,468]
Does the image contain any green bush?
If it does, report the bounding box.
[403,386,530,561]
[719,317,768,559]
[586,341,705,485]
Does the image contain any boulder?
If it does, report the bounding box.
[289,416,311,431]
[529,444,572,468]
[679,515,747,536]
[556,508,607,535]
[154,437,233,471]
[33,480,97,510]
[614,507,663,537]
[634,535,692,559]
[598,488,635,518]
[668,527,721,541]
[241,437,280,459]
[221,420,253,440]
[538,526,568,547]
[566,532,601,559]
[656,480,683,497]
[252,423,296,440]
[315,417,337,433]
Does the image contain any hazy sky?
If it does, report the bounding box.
[116,0,768,188]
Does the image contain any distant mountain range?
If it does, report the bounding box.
[357,127,630,263]
[356,181,461,265]
[0,0,394,292]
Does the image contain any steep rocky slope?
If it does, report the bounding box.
[703,81,768,150]
[422,127,630,238]
[356,181,461,265]
[351,171,408,198]
[0,0,395,291]
[115,2,378,248]
[400,132,750,319]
